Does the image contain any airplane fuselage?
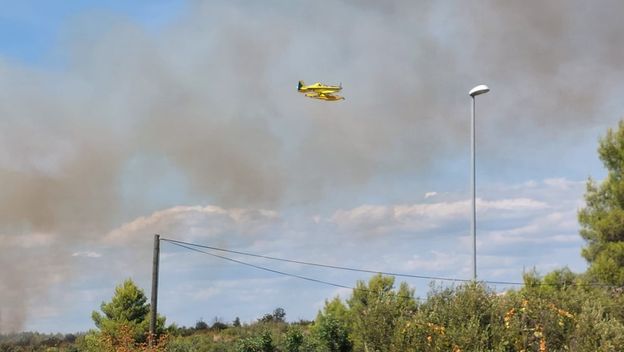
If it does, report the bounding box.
[298,81,341,93]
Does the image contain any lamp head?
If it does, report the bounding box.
[469,85,490,97]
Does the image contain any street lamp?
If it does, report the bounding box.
[469,84,489,281]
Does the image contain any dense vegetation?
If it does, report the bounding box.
[4,122,624,351]
[2,273,624,351]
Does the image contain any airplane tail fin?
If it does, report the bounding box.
[298,80,304,91]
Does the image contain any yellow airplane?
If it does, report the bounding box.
[298,80,344,101]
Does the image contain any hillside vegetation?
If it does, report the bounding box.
[2,273,624,351]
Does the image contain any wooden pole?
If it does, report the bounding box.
[149,234,160,344]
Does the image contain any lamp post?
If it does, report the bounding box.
[468,84,489,281]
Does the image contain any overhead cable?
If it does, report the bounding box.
[161,237,620,289]
[161,237,508,285]
[164,240,420,301]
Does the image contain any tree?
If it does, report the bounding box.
[211,317,228,331]
[284,326,305,352]
[236,331,275,352]
[233,317,242,327]
[272,308,286,323]
[91,279,165,343]
[314,297,352,352]
[346,275,416,352]
[259,307,286,323]
[579,120,624,286]
[194,319,209,331]
[315,315,352,352]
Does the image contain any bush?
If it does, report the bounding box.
[236,331,275,352]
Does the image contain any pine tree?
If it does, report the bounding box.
[91,279,165,343]
[579,121,624,285]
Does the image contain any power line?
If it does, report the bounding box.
[166,241,353,290]
[161,237,622,290]
[164,240,421,301]
[161,237,514,285]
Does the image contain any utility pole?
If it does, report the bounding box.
[150,234,160,344]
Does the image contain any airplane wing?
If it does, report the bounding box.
[305,92,344,101]
[316,88,341,94]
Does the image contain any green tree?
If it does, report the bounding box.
[315,314,352,352]
[259,308,286,324]
[542,267,579,290]
[233,317,242,327]
[194,319,208,331]
[314,297,352,352]
[284,325,305,352]
[91,279,165,343]
[318,297,350,324]
[579,121,624,286]
[236,331,275,352]
[346,275,416,352]
[398,282,501,352]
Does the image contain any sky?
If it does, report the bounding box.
[1,0,624,333]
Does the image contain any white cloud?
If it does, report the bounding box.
[480,209,582,250]
[330,197,548,235]
[71,251,102,258]
[104,205,280,245]
[424,191,437,199]
[478,198,549,211]
[543,178,584,190]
